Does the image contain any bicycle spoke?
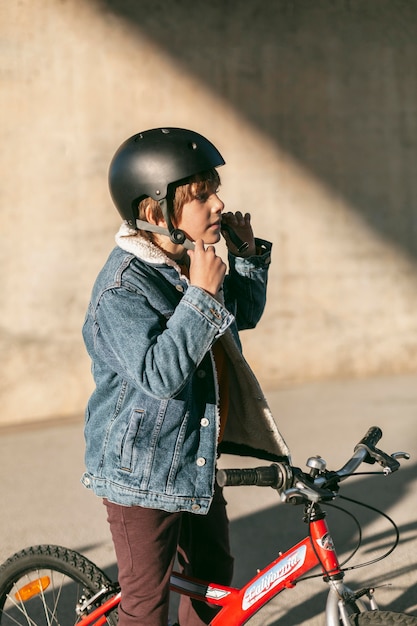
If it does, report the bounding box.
[1,568,87,626]
[0,546,117,626]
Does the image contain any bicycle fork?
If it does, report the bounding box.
[307,506,379,626]
[326,578,379,626]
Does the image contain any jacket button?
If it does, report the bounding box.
[200,418,209,427]
[191,504,201,511]
[197,369,206,378]
[196,457,206,467]
[176,284,184,292]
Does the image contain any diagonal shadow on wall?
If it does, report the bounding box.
[94,0,417,263]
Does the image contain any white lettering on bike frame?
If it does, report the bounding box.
[242,545,307,610]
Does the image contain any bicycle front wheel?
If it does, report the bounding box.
[0,544,118,626]
[350,611,417,626]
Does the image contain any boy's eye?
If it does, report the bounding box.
[195,193,209,202]
[194,188,219,203]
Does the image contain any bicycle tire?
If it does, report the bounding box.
[350,611,417,626]
[0,544,118,626]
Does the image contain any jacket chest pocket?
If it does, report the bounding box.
[120,409,145,472]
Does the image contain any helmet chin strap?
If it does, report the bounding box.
[135,219,194,250]
[135,197,195,252]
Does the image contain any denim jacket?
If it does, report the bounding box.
[81,226,290,514]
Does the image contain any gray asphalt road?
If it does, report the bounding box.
[1,374,416,624]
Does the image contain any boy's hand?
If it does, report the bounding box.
[221,211,256,257]
[188,239,226,297]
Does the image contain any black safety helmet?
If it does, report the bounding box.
[108,127,225,245]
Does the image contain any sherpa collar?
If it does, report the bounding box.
[115,223,186,275]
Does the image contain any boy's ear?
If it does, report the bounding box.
[144,204,167,227]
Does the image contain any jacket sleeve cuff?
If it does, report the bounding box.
[182,286,234,335]
[229,238,272,273]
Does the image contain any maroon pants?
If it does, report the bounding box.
[104,485,234,626]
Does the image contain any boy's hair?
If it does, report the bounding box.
[137,168,221,242]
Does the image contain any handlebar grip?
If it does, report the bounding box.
[354,426,402,473]
[355,426,383,451]
[216,465,285,489]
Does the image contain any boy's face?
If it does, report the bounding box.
[177,183,224,244]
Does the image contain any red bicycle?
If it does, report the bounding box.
[0,427,415,626]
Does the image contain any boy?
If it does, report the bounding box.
[82,127,289,625]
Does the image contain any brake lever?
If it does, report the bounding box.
[384,451,411,474]
[391,451,411,461]
[354,443,408,474]
[281,486,318,505]
[281,479,337,505]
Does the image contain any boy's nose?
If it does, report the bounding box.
[212,194,224,213]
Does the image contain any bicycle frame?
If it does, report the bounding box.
[77,506,367,626]
[2,428,408,626]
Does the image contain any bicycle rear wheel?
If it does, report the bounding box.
[0,544,118,626]
[350,611,417,625]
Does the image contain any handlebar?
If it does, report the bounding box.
[216,463,290,490]
[216,426,410,505]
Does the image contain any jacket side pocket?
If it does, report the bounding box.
[120,409,144,472]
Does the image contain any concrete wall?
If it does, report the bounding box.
[1,0,417,426]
